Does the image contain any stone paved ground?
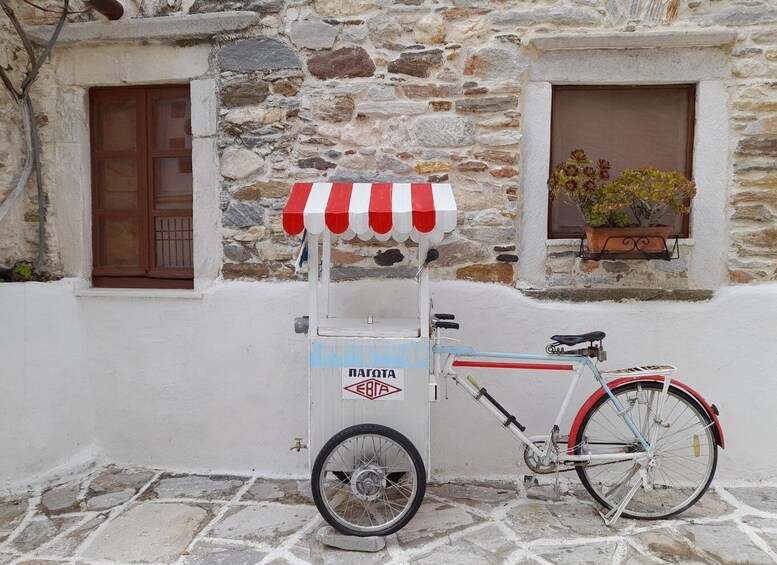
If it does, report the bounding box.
[1,468,777,565]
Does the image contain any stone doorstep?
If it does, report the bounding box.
[317,525,386,552]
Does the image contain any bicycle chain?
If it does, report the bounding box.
[523,445,626,474]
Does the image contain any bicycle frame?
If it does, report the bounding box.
[432,344,654,466]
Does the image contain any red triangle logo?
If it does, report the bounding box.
[343,378,402,400]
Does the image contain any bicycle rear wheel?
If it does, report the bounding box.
[573,381,717,519]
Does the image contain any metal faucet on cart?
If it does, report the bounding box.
[283,181,724,538]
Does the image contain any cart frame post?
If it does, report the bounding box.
[308,232,319,336]
[418,236,429,339]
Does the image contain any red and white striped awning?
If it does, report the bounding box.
[283,182,457,243]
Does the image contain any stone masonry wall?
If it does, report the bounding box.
[0,0,105,269]
[0,0,776,288]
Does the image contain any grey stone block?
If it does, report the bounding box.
[464,47,528,81]
[455,96,519,114]
[220,38,301,72]
[490,7,599,26]
[688,5,777,26]
[290,21,339,50]
[415,116,476,147]
[317,525,386,552]
[356,101,428,117]
[190,0,284,14]
[222,201,265,229]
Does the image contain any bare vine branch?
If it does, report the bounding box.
[0,0,73,272]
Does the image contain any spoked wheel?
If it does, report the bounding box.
[311,423,426,537]
[573,381,717,519]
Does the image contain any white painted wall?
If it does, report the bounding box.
[2,278,776,486]
[0,281,95,491]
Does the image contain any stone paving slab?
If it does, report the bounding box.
[3,469,777,565]
[150,475,246,500]
[11,516,82,554]
[210,504,317,543]
[41,514,107,558]
[80,502,209,563]
[40,485,80,515]
[0,499,26,543]
[396,500,480,548]
[243,479,313,505]
[88,467,155,495]
[535,540,620,564]
[183,541,269,564]
[676,521,773,564]
[728,486,777,513]
[743,516,777,554]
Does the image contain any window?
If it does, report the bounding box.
[549,84,695,238]
[90,85,193,288]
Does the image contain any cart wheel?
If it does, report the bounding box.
[312,423,425,537]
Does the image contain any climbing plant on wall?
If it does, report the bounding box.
[0,0,122,277]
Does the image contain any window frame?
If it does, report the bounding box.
[89,84,194,289]
[547,83,697,239]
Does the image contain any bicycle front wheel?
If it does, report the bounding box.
[311,424,426,537]
[573,381,717,519]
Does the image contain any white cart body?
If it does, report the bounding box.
[283,182,458,473]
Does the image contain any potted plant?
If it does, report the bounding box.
[548,150,697,254]
[586,168,696,253]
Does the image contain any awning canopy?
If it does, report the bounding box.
[282,182,457,243]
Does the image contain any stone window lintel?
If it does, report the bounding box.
[527,30,737,52]
[25,11,259,46]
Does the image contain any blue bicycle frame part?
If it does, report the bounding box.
[433,345,652,452]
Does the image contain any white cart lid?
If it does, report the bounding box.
[282,182,457,243]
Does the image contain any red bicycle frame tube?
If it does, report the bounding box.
[452,360,575,371]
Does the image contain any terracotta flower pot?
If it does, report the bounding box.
[584,226,672,254]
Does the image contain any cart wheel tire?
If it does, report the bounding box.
[312,423,426,537]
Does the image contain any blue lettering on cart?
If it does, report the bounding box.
[310,340,428,369]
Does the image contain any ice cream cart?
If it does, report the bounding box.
[283,181,457,536]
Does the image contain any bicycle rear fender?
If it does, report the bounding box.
[567,376,725,455]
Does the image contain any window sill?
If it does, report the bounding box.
[75,288,204,299]
[521,288,714,303]
[547,238,695,247]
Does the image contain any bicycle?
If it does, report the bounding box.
[310,316,724,537]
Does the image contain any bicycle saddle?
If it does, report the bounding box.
[550,331,605,346]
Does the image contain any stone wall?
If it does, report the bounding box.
[1,0,776,288]
[0,5,32,266]
[728,23,777,284]
[0,0,104,270]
